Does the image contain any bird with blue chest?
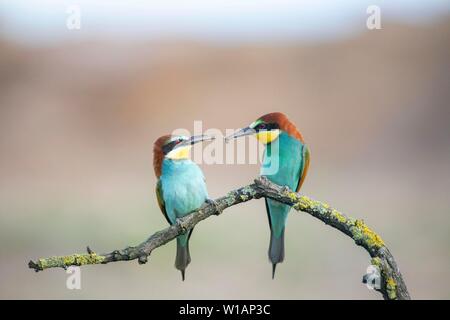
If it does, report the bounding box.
[226,112,310,278]
[153,134,214,280]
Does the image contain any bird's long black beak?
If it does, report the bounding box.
[224,127,255,143]
[188,134,215,145]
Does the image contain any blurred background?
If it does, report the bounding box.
[0,0,449,299]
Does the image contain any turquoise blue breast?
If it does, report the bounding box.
[160,159,208,225]
[261,131,304,189]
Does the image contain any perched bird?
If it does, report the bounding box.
[153,134,213,280]
[226,112,310,278]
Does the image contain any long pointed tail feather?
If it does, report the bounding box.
[175,237,191,281]
[269,228,285,279]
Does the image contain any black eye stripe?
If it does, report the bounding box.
[256,123,278,131]
[162,140,178,154]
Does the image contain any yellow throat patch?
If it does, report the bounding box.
[167,145,191,160]
[255,130,280,144]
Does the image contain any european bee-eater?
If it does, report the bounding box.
[153,134,213,281]
[226,112,310,278]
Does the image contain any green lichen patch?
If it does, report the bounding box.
[331,209,347,223]
[241,186,255,196]
[287,191,299,203]
[352,220,385,249]
[293,195,315,211]
[239,194,249,201]
[386,277,397,300]
[224,193,238,206]
[37,253,105,270]
[371,257,382,268]
[293,196,331,217]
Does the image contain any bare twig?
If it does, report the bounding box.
[28,177,410,300]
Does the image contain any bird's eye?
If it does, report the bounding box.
[259,123,266,129]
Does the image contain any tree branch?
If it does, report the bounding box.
[28,177,410,300]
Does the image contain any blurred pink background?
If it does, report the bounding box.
[0,1,449,299]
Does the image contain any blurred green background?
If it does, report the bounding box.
[0,1,449,299]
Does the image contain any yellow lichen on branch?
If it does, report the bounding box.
[353,219,385,249]
[386,277,397,300]
[32,253,105,271]
[331,209,347,223]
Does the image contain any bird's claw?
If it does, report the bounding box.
[176,219,187,234]
[206,199,222,215]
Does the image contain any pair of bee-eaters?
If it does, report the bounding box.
[153,112,310,280]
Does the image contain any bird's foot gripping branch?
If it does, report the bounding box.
[28,176,410,300]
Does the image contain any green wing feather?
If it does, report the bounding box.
[156,180,171,225]
[297,144,310,192]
